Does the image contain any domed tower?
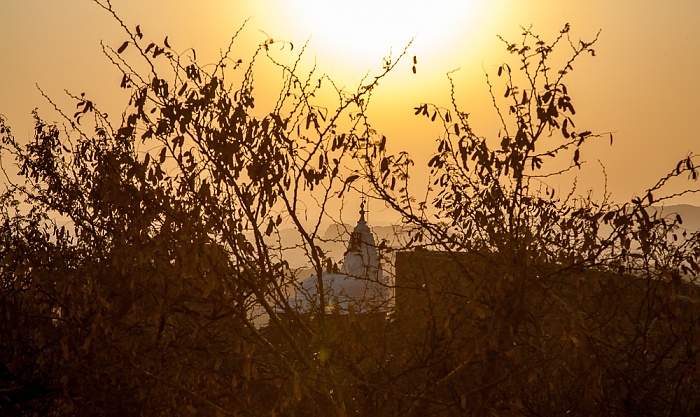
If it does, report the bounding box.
[287,199,388,314]
[341,199,383,283]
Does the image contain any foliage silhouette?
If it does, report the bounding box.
[2,4,700,417]
[361,24,700,416]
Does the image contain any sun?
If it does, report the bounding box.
[274,0,488,74]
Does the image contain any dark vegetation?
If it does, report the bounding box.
[2,2,700,416]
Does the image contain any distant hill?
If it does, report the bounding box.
[650,204,700,233]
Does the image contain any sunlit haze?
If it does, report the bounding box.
[2,1,700,222]
[277,1,489,70]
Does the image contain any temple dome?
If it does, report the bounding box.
[288,200,388,314]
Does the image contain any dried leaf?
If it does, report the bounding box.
[117,41,129,54]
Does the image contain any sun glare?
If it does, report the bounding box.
[276,0,487,73]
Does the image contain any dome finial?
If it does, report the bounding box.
[359,197,366,223]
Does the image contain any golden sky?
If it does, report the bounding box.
[2,1,700,214]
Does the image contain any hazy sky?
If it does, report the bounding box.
[2,1,700,212]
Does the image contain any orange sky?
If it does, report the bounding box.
[2,1,700,217]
